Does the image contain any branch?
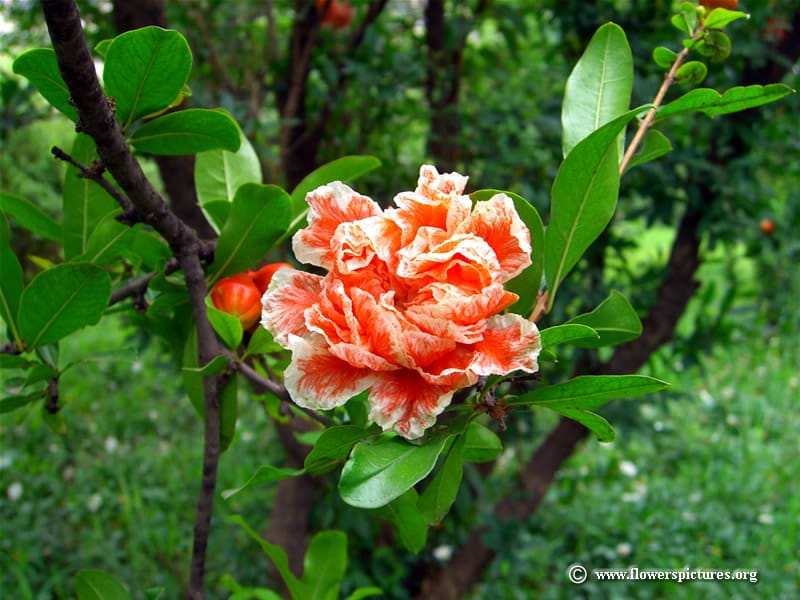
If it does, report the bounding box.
[39,2,223,598]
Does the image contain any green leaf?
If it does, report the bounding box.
[674,61,707,85]
[74,213,137,265]
[673,2,699,34]
[74,570,131,600]
[657,84,795,119]
[470,189,544,316]
[18,264,111,348]
[24,363,57,388]
[304,425,371,476]
[209,184,292,283]
[417,435,464,525]
[195,128,261,232]
[244,327,282,358]
[338,431,454,509]
[566,290,642,347]
[222,465,306,500]
[206,297,244,350]
[103,27,192,129]
[703,8,749,30]
[286,156,382,237]
[228,515,304,599]
[0,355,37,370]
[562,23,632,157]
[0,391,45,414]
[94,39,112,58]
[12,48,77,121]
[539,324,599,349]
[128,229,171,270]
[301,530,347,600]
[623,129,672,172]
[129,109,241,155]
[220,373,239,453]
[545,108,646,309]
[42,406,67,435]
[0,243,24,348]
[344,587,383,600]
[509,375,669,409]
[181,354,229,377]
[198,200,230,233]
[0,212,9,245]
[553,407,616,442]
[0,191,61,241]
[461,421,503,463]
[380,489,428,553]
[62,134,119,260]
[652,46,678,69]
[182,327,204,417]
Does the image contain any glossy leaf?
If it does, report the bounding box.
[0,243,24,348]
[674,61,708,85]
[381,489,428,553]
[652,46,677,69]
[195,128,261,232]
[545,109,646,309]
[344,588,384,600]
[0,390,45,414]
[206,298,244,350]
[0,355,36,370]
[74,213,137,265]
[243,327,282,358]
[74,569,132,600]
[0,191,61,241]
[304,425,371,476]
[228,515,304,598]
[103,27,192,128]
[199,200,230,233]
[461,421,503,463]
[623,129,672,172]
[541,323,598,350]
[62,135,119,260]
[553,407,616,442]
[222,465,305,500]
[567,290,643,347]
[302,531,347,600]
[209,184,292,283]
[129,109,240,155]
[182,327,204,417]
[658,84,794,119]
[286,156,382,237]
[510,375,669,409]
[417,436,464,525]
[128,229,171,270]
[182,354,228,377]
[703,8,749,29]
[18,264,111,348]
[0,212,8,244]
[471,189,544,316]
[339,432,453,509]
[562,23,632,157]
[12,48,77,121]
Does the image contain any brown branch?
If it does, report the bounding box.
[39,2,222,598]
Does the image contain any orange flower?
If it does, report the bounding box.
[261,165,541,439]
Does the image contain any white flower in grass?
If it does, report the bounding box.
[619,460,638,477]
[616,542,632,557]
[757,513,774,525]
[7,482,22,502]
[104,436,119,454]
[87,493,103,513]
[433,545,453,562]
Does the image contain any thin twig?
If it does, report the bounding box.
[51,145,138,218]
[619,25,706,175]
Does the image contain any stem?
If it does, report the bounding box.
[38,2,226,597]
[619,25,706,176]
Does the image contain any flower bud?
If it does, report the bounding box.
[211,273,262,330]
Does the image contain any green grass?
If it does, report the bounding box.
[472,335,799,599]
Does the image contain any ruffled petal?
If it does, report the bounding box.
[284,334,378,410]
[457,193,532,282]
[292,182,382,269]
[368,370,455,439]
[470,314,541,376]
[261,268,323,346]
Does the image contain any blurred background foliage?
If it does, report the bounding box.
[1,0,798,598]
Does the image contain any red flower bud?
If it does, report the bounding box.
[211,273,262,330]
[316,0,355,30]
[759,218,775,235]
[249,262,295,294]
[699,0,738,10]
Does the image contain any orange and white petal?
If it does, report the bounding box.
[415,164,468,201]
[470,313,541,376]
[457,193,532,282]
[261,268,323,347]
[417,345,478,388]
[292,182,382,269]
[367,370,455,439]
[284,334,378,410]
